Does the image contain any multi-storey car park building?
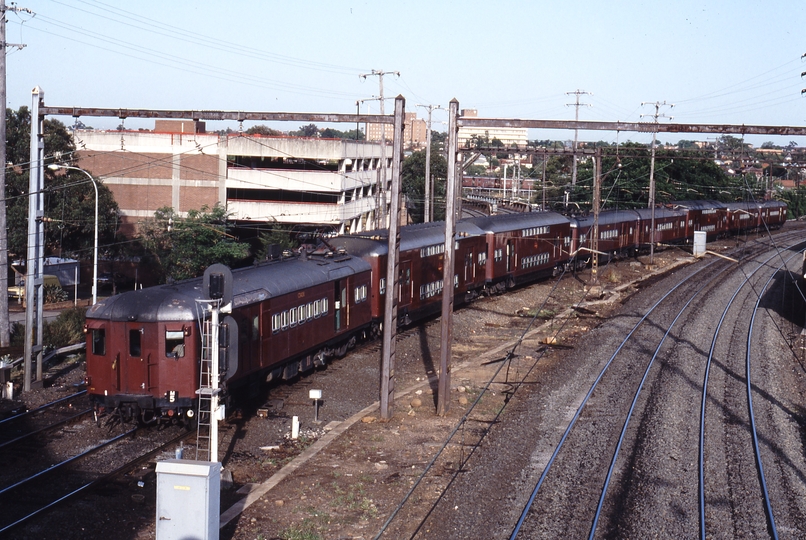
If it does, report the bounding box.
[75,120,392,236]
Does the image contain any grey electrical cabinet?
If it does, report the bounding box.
[156,459,221,540]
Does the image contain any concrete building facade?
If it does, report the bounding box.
[75,121,392,236]
[366,112,427,148]
[457,109,529,148]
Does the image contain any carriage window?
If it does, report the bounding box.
[281,310,289,329]
[272,313,281,333]
[297,306,305,325]
[129,329,142,357]
[307,302,313,320]
[91,329,105,356]
[314,300,321,318]
[165,330,185,358]
[252,315,260,340]
[379,278,386,295]
[290,308,297,327]
[322,297,328,314]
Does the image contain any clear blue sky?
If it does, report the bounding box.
[7,0,806,147]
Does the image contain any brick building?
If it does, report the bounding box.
[75,120,392,236]
[365,112,427,148]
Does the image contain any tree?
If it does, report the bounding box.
[290,124,320,138]
[138,204,250,282]
[402,150,448,223]
[246,125,282,136]
[5,106,120,260]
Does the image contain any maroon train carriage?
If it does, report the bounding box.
[724,201,763,234]
[335,220,487,327]
[633,207,687,248]
[84,251,372,425]
[667,200,728,241]
[465,211,572,292]
[758,200,787,229]
[569,210,641,264]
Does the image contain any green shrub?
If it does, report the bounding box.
[43,307,87,349]
[44,284,68,304]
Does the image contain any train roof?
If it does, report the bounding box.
[570,209,642,228]
[632,207,687,220]
[334,220,486,258]
[86,254,371,323]
[463,211,571,233]
[666,200,727,211]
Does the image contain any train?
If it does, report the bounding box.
[83,198,787,426]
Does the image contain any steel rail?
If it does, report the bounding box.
[508,256,720,539]
[0,408,92,450]
[697,249,800,539]
[742,253,799,539]
[0,427,137,497]
[0,429,191,535]
[0,389,87,426]
[587,256,735,538]
[509,228,805,539]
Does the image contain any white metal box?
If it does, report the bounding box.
[156,459,221,540]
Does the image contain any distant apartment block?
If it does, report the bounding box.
[457,109,529,148]
[75,120,392,236]
[366,112,427,147]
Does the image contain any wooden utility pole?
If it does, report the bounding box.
[592,148,601,284]
[0,0,28,347]
[641,101,674,265]
[379,95,405,420]
[566,90,591,186]
[416,104,444,223]
[360,69,399,228]
[437,99,459,416]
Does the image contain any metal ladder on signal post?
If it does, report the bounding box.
[195,317,215,461]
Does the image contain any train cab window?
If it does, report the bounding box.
[165,330,185,358]
[379,278,386,295]
[478,252,487,265]
[129,329,142,357]
[91,329,105,356]
[252,315,260,340]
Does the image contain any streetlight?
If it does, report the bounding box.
[47,164,98,305]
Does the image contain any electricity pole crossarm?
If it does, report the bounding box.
[640,101,674,265]
[566,90,592,186]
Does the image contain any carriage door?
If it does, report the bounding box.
[124,324,149,394]
[334,279,347,332]
[399,261,412,307]
[506,240,515,272]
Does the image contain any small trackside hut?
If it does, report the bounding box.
[84,250,372,426]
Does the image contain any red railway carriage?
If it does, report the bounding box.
[667,200,728,241]
[570,210,641,261]
[724,201,763,233]
[84,253,372,425]
[758,200,787,229]
[465,212,572,291]
[634,207,687,247]
[335,220,487,326]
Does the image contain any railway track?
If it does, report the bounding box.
[0,422,190,535]
[0,390,90,450]
[371,227,806,538]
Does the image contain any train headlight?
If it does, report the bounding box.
[186,409,194,418]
